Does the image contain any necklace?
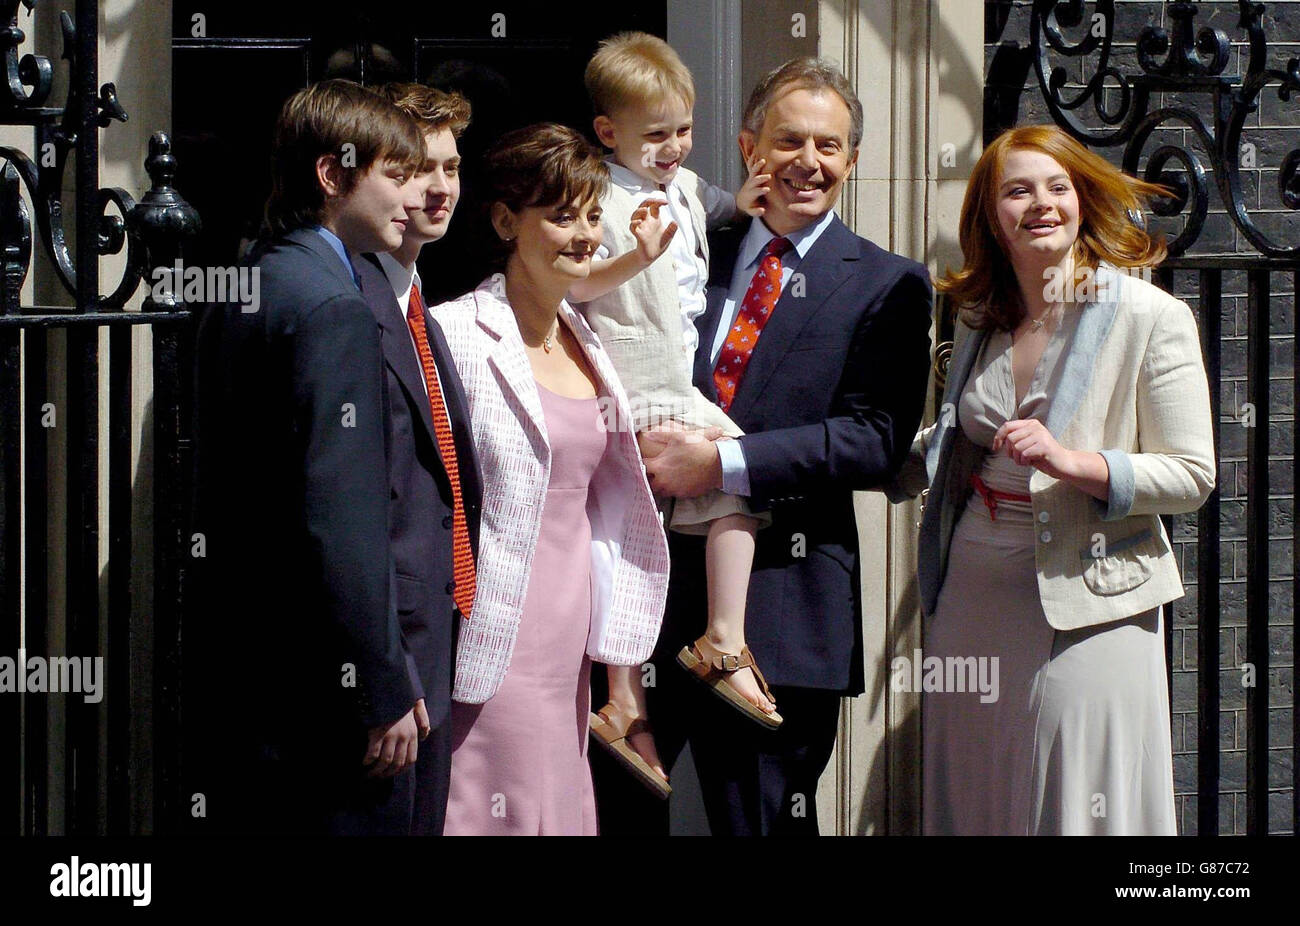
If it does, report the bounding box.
[1027,302,1057,333]
[534,321,558,353]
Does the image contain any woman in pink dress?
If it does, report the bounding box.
[430,124,670,835]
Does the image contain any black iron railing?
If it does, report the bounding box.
[0,0,198,835]
[1030,0,1300,259]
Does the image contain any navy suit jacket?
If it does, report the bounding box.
[354,255,481,732]
[676,215,932,694]
[192,228,416,772]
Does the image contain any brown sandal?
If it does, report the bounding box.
[589,702,671,800]
[676,636,783,729]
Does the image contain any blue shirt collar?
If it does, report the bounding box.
[312,225,359,288]
[737,209,837,271]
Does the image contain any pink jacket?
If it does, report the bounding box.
[430,274,670,703]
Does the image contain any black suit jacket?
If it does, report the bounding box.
[192,228,416,776]
[676,215,932,694]
[354,255,481,732]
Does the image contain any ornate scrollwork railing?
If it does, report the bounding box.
[1031,0,1300,258]
[0,0,196,313]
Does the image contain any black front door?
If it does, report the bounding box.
[172,2,667,301]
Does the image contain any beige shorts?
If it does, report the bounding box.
[662,487,766,535]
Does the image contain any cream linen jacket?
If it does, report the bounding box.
[430,274,670,703]
[887,265,1215,631]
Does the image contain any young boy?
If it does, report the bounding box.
[357,82,481,836]
[192,79,429,834]
[573,33,779,790]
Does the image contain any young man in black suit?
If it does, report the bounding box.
[597,58,933,835]
[353,83,482,836]
[192,79,432,835]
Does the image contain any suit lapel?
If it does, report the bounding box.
[694,284,728,397]
[927,323,989,483]
[1043,265,1121,438]
[356,255,441,453]
[940,323,987,410]
[728,216,857,418]
[475,283,549,452]
[695,223,747,395]
[363,255,486,548]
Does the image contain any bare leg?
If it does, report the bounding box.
[605,664,667,780]
[704,512,774,712]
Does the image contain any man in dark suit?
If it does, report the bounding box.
[594,58,932,835]
[191,80,433,834]
[354,82,481,836]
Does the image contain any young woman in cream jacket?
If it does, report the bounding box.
[889,125,1214,835]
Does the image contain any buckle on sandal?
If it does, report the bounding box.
[717,653,743,671]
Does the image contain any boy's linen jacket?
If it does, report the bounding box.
[431,274,669,703]
[887,264,1215,631]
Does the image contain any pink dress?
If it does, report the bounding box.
[443,382,609,836]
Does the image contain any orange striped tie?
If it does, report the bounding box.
[407,284,475,619]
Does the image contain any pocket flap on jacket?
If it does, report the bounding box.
[1077,527,1157,596]
[394,573,429,616]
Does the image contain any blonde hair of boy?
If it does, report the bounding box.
[584,31,695,116]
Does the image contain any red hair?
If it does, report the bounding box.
[937,124,1169,330]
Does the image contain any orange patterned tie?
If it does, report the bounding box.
[713,236,791,412]
[407,283,476,619]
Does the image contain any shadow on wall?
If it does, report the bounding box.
[834,1,982,834]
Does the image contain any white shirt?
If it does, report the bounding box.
[597,159,736,358]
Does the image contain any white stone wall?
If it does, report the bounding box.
[818,0,983,835]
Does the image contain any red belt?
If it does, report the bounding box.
[970,473,1031,522]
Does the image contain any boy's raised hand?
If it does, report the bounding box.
[736,155,771,217]
[630,197,678,266]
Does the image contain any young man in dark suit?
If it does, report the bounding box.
[596,58,933,835]
[353,83,481,836]
[192,79,432,835]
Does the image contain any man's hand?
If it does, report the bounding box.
[640,427,726,498]
[736,155,771,218]
[363,707,420,778]
[630,198,678,265]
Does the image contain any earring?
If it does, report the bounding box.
[501,235,514,243]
